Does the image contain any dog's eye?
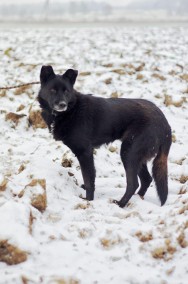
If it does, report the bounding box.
[51,89,56,94]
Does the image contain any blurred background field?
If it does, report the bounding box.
[0,0,188,23]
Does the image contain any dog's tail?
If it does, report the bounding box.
[152,140,171,206]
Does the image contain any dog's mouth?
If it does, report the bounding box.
[53,102,67,113]
[53,106,67,112]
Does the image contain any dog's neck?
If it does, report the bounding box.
[50,120,56,135]
[51,109,63,117]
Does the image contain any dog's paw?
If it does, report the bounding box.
[112,199,125,208]
[138,194,144,200]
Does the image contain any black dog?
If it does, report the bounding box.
[38,66,172,208]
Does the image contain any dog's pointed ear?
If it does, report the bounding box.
[40,65,55,85]
[62,69,78,86]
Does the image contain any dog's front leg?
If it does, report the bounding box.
[76,149,96,201]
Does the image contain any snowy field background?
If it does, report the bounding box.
[0,24,188,284]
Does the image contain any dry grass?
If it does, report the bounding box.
[102,63,114,68]
[120,63,134,69]
[17,104,25,112]
[164,95,186,107]
[28,110,47,129]
[28,179,47,212]
[74,202,91,210]
[174,157,186,165]
[21,275,30,284]
[171,134,176,143]
[152,247,166,259]
[0,90,6,97]
[100,235,123,249]
[177,232,188,248]
[18,164,26,174]
[104,78,112,85]
[152,239,176,260]
[152,73,166,81]
[180,74,188,82]
[179,204,188,215]
[5,112,26,126]
[110,91,119,98]
[179,175,188,184]
[0,178,8,191]
[31,193,47,213]
[62,158,73,168]
[179,187,187,195]
[14,85,31,96]
[136,74,144,80]
[0,240,27,265]
[28,179,46,189]
[166,266,176,275]
[19,179,47,213]
[53,279,79,284]
[111,69,126,75]
[78,228,91,239]
[4,47,13,57]
[135,231,153,242]
[79,71,91,76]
[29,211,34,235]
[169,70,177,76]
[135,63,145,72]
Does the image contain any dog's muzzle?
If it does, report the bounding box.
[53,101,67,112]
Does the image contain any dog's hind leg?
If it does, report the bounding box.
[114,140,141,208]
[76,148,96,201]
[137,164,152,199]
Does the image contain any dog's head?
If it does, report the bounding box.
[39,65,78,113]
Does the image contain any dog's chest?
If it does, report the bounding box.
[49,118,69,141]
[50,120,56,136]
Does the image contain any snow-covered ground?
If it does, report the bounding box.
[0,24,188,284]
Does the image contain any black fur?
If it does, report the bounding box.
[38,65,172,207]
